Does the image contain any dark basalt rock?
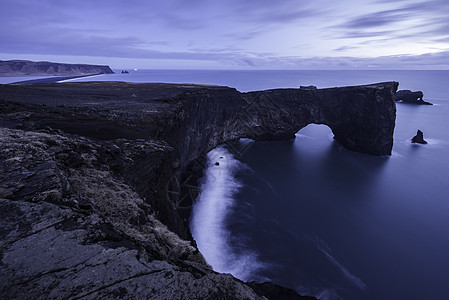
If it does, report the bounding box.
[412,129,428,144]
[395,89,432,105]
[0,81,399,299]
[0,59,114,76]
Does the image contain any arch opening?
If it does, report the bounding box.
[293,124,338,159]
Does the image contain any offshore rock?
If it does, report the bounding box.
[412,129,428,144]
[0,59,114,76]
[0,81,398,299]
[395,89,432,105]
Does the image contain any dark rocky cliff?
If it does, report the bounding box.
[0,60,114,76]
[0,81,397,299]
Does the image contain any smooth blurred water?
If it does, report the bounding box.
[187,71,449,300]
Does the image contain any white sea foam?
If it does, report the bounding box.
[190,145,262,281]
[405,138,449,146]
[57,74,105,83]
[424,138,449,146]
[391,150,405,158]
[239,137,255,145]
[295,133,314,139]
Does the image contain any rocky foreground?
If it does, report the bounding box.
[0,81,398,299]
[0,60,114,76]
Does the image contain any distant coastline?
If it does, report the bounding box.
[0,59,114,77]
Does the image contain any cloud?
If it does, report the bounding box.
[1,0,448,69]
[340,10,408,29]
[334,45,359,52]
[330,0,449,52]
[227,51,449,69]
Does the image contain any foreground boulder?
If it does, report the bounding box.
[0,81,398,299]
[395,89,432,105]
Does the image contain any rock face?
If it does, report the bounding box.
[0,60,114,76]
[412,129,428,144]
[0,81,398,299]
[395,89,432,105]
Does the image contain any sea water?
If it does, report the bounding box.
[18,70,449,300]
[56,69,448,99]
[185,71,449,300]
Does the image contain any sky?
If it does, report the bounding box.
[1,0,449,69]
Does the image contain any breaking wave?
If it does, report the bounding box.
[190,144,262,281]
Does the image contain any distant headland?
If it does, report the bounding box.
[0,59,114,76]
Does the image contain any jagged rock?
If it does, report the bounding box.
[395,89,432,105]
[0,81,399,299]
[412,129,428,144]
[0,59,114,76]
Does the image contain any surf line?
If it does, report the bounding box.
[190,144,262,281]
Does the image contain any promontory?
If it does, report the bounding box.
[0,81,398,299]
[0,60,114,76]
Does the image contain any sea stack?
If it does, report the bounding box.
[412,130,428,144]
[395,90,432,105]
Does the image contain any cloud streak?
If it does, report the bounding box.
[0,0,448,69]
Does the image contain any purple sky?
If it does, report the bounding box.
[1,0,449,69]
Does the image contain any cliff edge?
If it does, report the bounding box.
[0,81,397,299]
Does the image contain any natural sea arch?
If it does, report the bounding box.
[240,82,398,156]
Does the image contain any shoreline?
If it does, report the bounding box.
[10,73,104,84]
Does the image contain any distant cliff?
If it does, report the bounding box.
[0,59,114,76]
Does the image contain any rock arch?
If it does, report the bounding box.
[241,82,398,156]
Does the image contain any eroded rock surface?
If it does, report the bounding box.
[0,81,398,299]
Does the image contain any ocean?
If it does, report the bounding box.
[5,70,449,299]
[189,71,449,300]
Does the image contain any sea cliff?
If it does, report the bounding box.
[0,81,397,299]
